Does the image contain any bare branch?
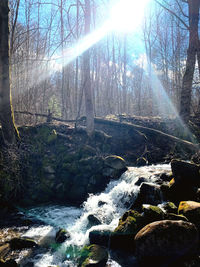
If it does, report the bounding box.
[155,0,189,30]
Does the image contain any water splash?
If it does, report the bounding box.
[23,164,171,266]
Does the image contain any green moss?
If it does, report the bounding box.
[163,202,177,214]
[142,205,164,223]
[78,244,108,267]
[114,210,143,234]
[47,129,57,143]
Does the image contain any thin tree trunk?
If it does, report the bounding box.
[83,0,94,135]
[180,0,200,122]
[0,0,17,144]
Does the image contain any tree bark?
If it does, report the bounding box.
[83,0,94,136]
[0,0,17,144]
[180,0,200,122]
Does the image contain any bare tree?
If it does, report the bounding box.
[0,0,17,144]
[83,0,94,135]
[180,0,200,122]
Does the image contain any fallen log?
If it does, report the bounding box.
[94,118,199,152]
[14,110,199,152]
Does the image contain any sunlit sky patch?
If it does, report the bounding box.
[49,0,151,71]
[109,0,151,33]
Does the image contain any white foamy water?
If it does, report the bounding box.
[21,164,171,266]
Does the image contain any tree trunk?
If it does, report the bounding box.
[83,0,94,136]
[0,1,17,144]
[180,0,200,122]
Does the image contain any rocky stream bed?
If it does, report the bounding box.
[0,117,200,266]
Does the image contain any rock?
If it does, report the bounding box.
[135,177,147,186]
[162,202,177,214]
[98,201,107,207]
[89,230,111,247]
[131,183,162,211]
[0,259,18,266]
[165,179,198,204]
[135,220,198,266]
[164,213,188,221]
[160,173,172,182]
[9,238,38,250]
[104,155,127,170]
[142,205,164,222]
[165,160,200,203]
[87,215,101,228]
[178,201,200,229]
[78,244,108,267]
[55,229,70,243]
[103,156,127,180]
[136,157,148,166]
[171,159,200,186]
[110,210,144,251]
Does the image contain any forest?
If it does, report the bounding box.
[1,0,200,266]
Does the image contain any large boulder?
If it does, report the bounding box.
[135,220,198,266]
[131,183,162,211]
[171,159,200,186]
[78,244,108,267]
[103,155,127,179]
[165,160,200,203]
[87,215,101,228]
[142,205,164,222]
[89,230,112,247]
[178,201,200,230]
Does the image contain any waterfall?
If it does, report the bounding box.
[21,164,171,266]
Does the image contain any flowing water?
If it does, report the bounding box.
[20,164,171,266]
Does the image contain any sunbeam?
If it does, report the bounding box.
[141,54,198,143]
[49,0,151,72]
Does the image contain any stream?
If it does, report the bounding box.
[19,164,171,266]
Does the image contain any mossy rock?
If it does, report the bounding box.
[162,202,177,214]
[142,205,165,223]
[178,201,200,228]
[36,125,52,141]
[104,155,127,171]
[47,129,57,143]
[78,244,108,267]
[135,220,199,265]
[110,210,143,251]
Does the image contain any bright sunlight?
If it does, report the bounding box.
[109,0,151,33]
[49,0,151,73]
